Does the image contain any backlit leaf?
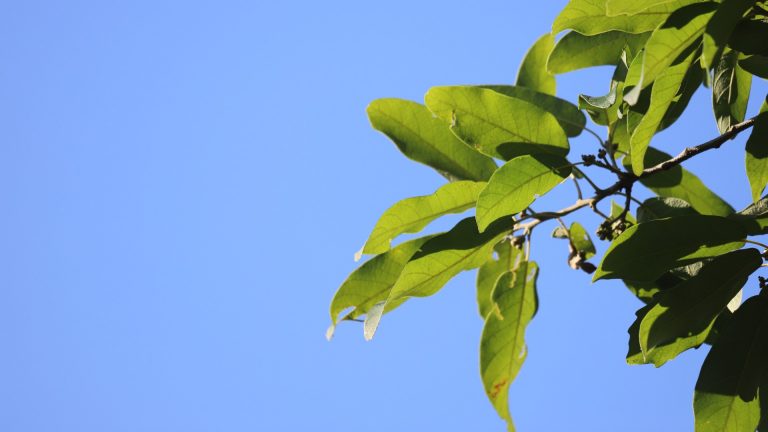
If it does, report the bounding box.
[606,0,691,16]
[630,50,697,175]
[425,86,569,160]
[553,0,702,35]
[516,34,556,96]
[361,181,486,255]
[548,31,650,74]
[367,98,497,181]
[480,261,539,431]
[476,154,572,232]
[637,197,697,223]
[713,49,752,134]
[480,85,586,137]
[329,236,436,331]
[477,240,523,318]
[386,217,511,306]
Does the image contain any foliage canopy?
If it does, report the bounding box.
[330,0,768,430]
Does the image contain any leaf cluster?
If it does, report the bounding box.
[330,0,768,429]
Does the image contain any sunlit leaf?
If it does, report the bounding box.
[630,49,697,175]
[476,154,572,232]
[386,217,511,305]
[553,0,702,35]
[606,0,691,16]
[367,98,497,181]
[623,3,716,102]
[548,31,650,74]
[694,292,768,432]
[425,86,569,160]
[480,261,539,431]
[637,249,761,366]
[477,240,523,318]
[480,85,586,137]
[329,236,436,332]
[713,49,752,134]
[569,222,596,259]
[516,34,556,96]
[594,214,747,281]
[362,181,486,255]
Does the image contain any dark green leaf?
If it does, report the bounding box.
[361,181,486,255]
[694,291,768,432]
[739,55,768,79]
[637,249,762,366]
[476,154,572,232]
[713,49,752,134]
[659,62,703,130]
[480,261,539,431]
[367,98,497,181]
[624,271,686,304]
[633,147,735,216]
[702,0,757,69]
[516,34,557,96]
[477,240,523,318]
[553,0,703,35]
[425,86,569,160]
[480,85,586,137]
[637,197,697,223]
[729,20,768,56]
[594,214,747,281]
[547,31,650,74]
[745,109,768,202]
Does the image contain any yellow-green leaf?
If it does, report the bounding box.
[516,34,556,96]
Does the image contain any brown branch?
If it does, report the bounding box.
[514,116,759,234]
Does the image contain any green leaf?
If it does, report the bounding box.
[553,0,703,35]
[728,20,768,56]
[328,235,436,333]
[477,240,523,318]
[713,49,753,134]
[367,98,497,181]
[424,86,569,160]
[579,59,628,126]
[594,214,747,281]
[606,0,690,16]
[623,3,716,101]
[739,55,768,79]
[702,0,757,69]
[630,49,698,175]
[548,31,650,74]
[361,181,486,255]
[516,34,557,96]
[479,85,586,137]
[633,147,735,216]
[637,197,698,222]
[569,222,597,258]
[694,291,768,432]
[745,109,768,202]
[610,200,638,224]
[480,261,539,431]
[624,271,686,305]
[659,63,704,130]
[386,216,511,305]
[637,249,762,366]
[476,154,572,232]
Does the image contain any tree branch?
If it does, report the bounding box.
[514,116,758,234]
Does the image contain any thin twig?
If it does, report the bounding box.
[571,175,583,200]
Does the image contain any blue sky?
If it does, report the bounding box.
[1,1,766,431]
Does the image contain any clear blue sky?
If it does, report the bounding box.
[1,1,766,431]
